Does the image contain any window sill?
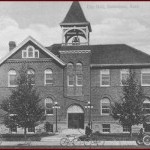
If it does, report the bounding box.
[8,85,18,88]
[141,84,150,86]
[100,85,110,87]
[101,114,110,116]
[102,132,110,134]
[45,114,54,116]
[45,83,53,86]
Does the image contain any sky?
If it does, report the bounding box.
[0,1,150,58]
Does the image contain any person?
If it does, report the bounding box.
[85,123,92,137]
[138,128,144,141]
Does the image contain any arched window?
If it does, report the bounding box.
[22,46,39,58]
[27,69,35,85]
[143,98,150,115]
[28,47,34,58]
[45,98,53,115]
[45,69,53,85]
[67,63,74,86]
[101,98,110,115]
[76,63,83,86]
[76,63,82,72]
[67,63,74,72]
[8,70,17,87]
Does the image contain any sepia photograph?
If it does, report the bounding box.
[0,1,150,148]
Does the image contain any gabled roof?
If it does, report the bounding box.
[0,36,65,66]
[47,44,150,66]
[60,1,92,32]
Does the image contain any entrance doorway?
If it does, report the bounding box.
[67,105,84,129]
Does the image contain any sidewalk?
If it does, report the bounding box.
[0,140,137,147]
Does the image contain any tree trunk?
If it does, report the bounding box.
[130,126,132,138]
[24,127,27,141]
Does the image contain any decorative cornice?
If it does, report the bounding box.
[91,63,150,68]
[60,50,91,54]
[6,58,52,64]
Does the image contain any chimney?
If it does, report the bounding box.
[9,41,16,51]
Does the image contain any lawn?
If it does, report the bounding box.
[1,132,55,141]
[79,132,138,141]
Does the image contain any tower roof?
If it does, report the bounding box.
[60,1,92,32]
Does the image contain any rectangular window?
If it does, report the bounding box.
[67,75,74,86]
[102,105,110,115]
[28,126,35,133]
[100,70,110,86]
[45,99,53,115]
[35,50,39,58]
[141,69,150,86]
[76,74,83,86]
[123,126,130,132]
[120,69,129,86]
[102,124,110,133]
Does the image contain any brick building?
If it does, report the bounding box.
[0,1,150,134]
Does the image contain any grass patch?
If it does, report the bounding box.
[2,132,55,141]
[79,132,138,141]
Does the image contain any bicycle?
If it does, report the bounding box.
[136,134,150,146]
[60,134,82,146]
[0,134,3,145]
[84,134,99,147]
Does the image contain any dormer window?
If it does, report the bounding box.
[28,47,33,58]
[22,46,39,58]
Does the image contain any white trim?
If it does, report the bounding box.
[67,75,74,87]
[67,105,84,113]
[22,50,26,58]
[91,63,150,67]
[8,70,17,87]
[0,36,65,66]
[44,69,53,85]
[100,98,110,116]
[100,69,110,87]
[76,75,83,87]
[102,124,110,133]
[60,50,91,54]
